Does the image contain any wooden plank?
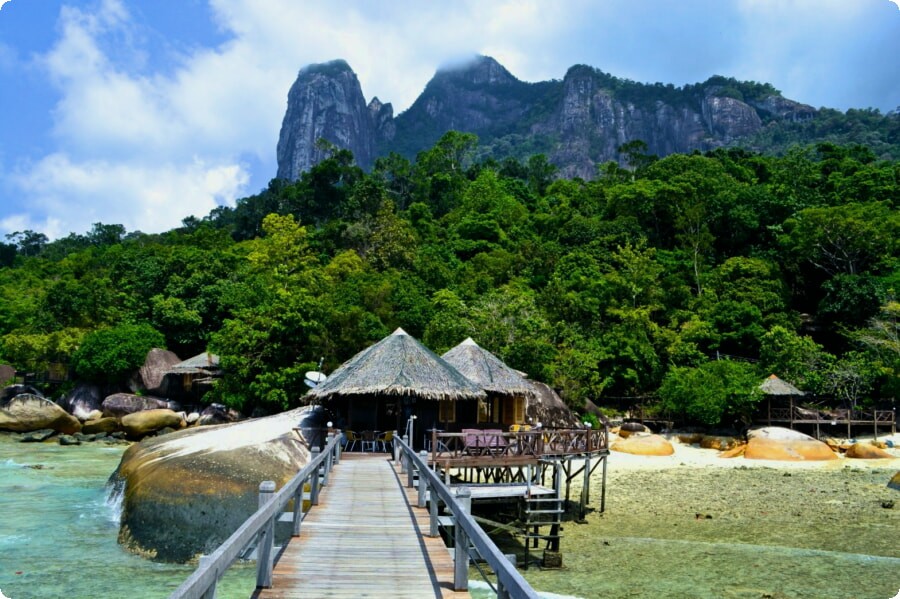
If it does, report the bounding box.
[255,454,469,599]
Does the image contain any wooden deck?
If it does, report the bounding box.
[255,453,470,599]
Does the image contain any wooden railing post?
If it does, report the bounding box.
[255,481,276,589]
[418,450,428,508]
[407,447,415,489]
[291,475,305,537]
[453,486,472,591]
[198,555,217,599]
[323,434,334,486]
[334,429,342,464]
[310,447,321,506]
[401,435,409,472]
[392,430,400,463]
[429,485,440,537]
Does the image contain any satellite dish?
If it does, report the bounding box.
[304,371,327,388]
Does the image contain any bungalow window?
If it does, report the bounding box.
[501,396,526,425]
[477,399,490,423]
[439,399,456,422]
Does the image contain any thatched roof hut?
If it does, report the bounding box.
[759,374,804,396]
[441,338,536,398]
[307,328,486,403]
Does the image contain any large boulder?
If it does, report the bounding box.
[111,407,318,562]
[0,394,81,434]
[198,403,243,426]
[120,409,185,439]
[83,417,120,435]
[60,383,103,420]
[101,393,169,418]
[700,435,740,451]
[1,384,43,407]
[617,422,650,439]
[611,433,675,456]
[744,427,837,461]
[845,443,895,460]
[130,348,181,395]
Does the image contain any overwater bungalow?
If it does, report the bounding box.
[305,328,485,449]
[441,337,538,430]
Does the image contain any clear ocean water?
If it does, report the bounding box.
[0,435,256,599]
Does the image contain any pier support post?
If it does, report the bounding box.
[580,456,591,519]
[600,455,608,513]
[418,450,429,508]
[454,486,472,591]
[310,447,321,506]
[198,555,217,599]
[256,481,276,589]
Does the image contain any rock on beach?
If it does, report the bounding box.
[0,394,81,434]
[846,443,895,459]
[611,433,675,456]
[744,427,836,461]
[101,393,170,418]
[120,409,185,439]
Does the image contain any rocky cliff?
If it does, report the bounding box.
[276,56,817,180]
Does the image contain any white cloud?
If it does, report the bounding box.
[8,154,248,238]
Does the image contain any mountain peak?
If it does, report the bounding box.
[434,55,518,85]
[297,59,355,78]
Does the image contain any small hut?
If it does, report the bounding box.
[161,352,221,401]
[759,374,805,428]
[441,337,540,429]
[306,328,485,445]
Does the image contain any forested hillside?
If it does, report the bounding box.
[2,136,898,427]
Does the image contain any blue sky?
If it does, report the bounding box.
[0,0,898,240]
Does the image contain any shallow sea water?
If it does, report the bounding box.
[0,436,256,599]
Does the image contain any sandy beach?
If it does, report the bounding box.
[514,432,900,599]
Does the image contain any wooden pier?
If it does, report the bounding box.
[255,453,469,599]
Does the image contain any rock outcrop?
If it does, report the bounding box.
[845,443,895,460]
[60,383,103,420]
[744,427,837,461]
[889,472,900,491]
[101,393,170,418]
[0,394,81,434]
[275,55,817,180]
[131,348,181,395]
[111,407,318,562]
[276,60,380,179]
[611,433,675,456]
[120,409,185,439]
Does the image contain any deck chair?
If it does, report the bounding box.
[343,430,360,452]
[376,430,393,452]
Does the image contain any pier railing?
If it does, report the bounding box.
[168,432,342,599]
[395,436,540,599]
[430,427,608,464]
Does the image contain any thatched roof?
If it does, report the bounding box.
[759,374,804,396]
[441,338,537,398]
[307,328,486,402]
[171,352,220,371]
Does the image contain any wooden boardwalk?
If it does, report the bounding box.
[255,453,470,599]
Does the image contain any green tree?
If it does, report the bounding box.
[659,360,761,426]
[71,323,165,383]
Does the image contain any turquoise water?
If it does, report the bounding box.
[0,435,256,599]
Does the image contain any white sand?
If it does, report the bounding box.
[606,432,900,472]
